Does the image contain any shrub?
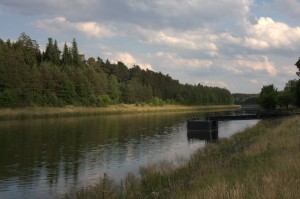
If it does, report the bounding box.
[97,95,111,107]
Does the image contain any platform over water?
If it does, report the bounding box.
[205,111,292,121]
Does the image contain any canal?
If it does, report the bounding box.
[0,110,259,199]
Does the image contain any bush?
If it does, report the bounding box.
[149,97,165,106]
[0,89,17,107]
[97,95,111,107]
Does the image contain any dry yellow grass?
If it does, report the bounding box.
[0,104,240,120]
[182,116,300,199]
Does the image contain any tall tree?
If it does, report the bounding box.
[16,33,41,66]
[61,42,72,66]
[44,38,61,65]
[71,38,81,67]
[259,84,278,110]
[108,75,121,103]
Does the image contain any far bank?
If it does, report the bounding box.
[0,104,240,121]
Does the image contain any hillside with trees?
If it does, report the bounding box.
[0,33,234,108]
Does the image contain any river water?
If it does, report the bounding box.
[0,110,259,199]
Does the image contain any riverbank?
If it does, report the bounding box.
[63,116,300,199]
[0,104,240,120]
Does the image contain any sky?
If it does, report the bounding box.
[0,0,299,93]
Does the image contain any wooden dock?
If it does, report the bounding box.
[205,111,292,121]
[187,110,293,141]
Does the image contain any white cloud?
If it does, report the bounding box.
[35,16,116,38]
[113,52,152,70]
[281,66,298,76]
[250,79,258,84]
[155,52,213,69]
[202,80,229,89]
[244,17,300,50]
[137,27,219,56]
[222,55,277,76]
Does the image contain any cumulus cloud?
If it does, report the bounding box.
[222,55,277,76]
[155,52,213,70]
[244,17,300,51]
[137,27,219,56]
[34,16,116,38]
[112,52,152,70]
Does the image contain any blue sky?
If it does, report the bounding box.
[0,0,299,93]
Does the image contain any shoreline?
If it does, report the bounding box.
[63,115,300,199]
[0,104,240,120]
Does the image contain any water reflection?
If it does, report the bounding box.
[0,112,259,199]
[0,112,205,199]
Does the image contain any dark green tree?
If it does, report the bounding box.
[44,38,61,65]
[295,57,300,77]
[259,84,278,110]
[296,80,300,107]
[71,38,81,67]
[108,75,121,103]
[61,42,72,66]
[16,32,41,66]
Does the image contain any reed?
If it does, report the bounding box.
[0,104,240,120]
[62,116,300,199]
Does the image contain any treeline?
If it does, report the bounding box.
[233,93,259,105]
[259,79,300,110]
[0,33,234,107]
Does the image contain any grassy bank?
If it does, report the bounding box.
[0,104,240,120]
[63,116,300,199]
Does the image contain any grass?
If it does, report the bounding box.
[62,115,300,199]
[0,104,240,120]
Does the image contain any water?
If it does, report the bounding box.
[0,111,259,199]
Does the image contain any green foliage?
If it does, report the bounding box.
[108,75,120,103]
[149,97,165,106]
[296,80,300,106]
[97,95,111,107]
[295,57,300,77]
[61,42,72,66]
[0,33,235,108]
[277,91,293,108]
[0,89,17,107]
[233,93,259,105]
[43,38,61,65]
[259,84,278,110]
[71,38,81,67]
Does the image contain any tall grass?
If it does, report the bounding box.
[62,116,300,199]
[0,104,240,120]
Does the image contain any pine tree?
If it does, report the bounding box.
[71,38,81,67]
[62,42,71,66]
[53,40,61,65]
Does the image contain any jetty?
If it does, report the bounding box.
[187,110,293,142]
[205,110,292,121]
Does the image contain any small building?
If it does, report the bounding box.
[187,119,218,141]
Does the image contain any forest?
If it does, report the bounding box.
[0,33,234,108]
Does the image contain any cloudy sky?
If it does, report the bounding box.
[0,0,299,93]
